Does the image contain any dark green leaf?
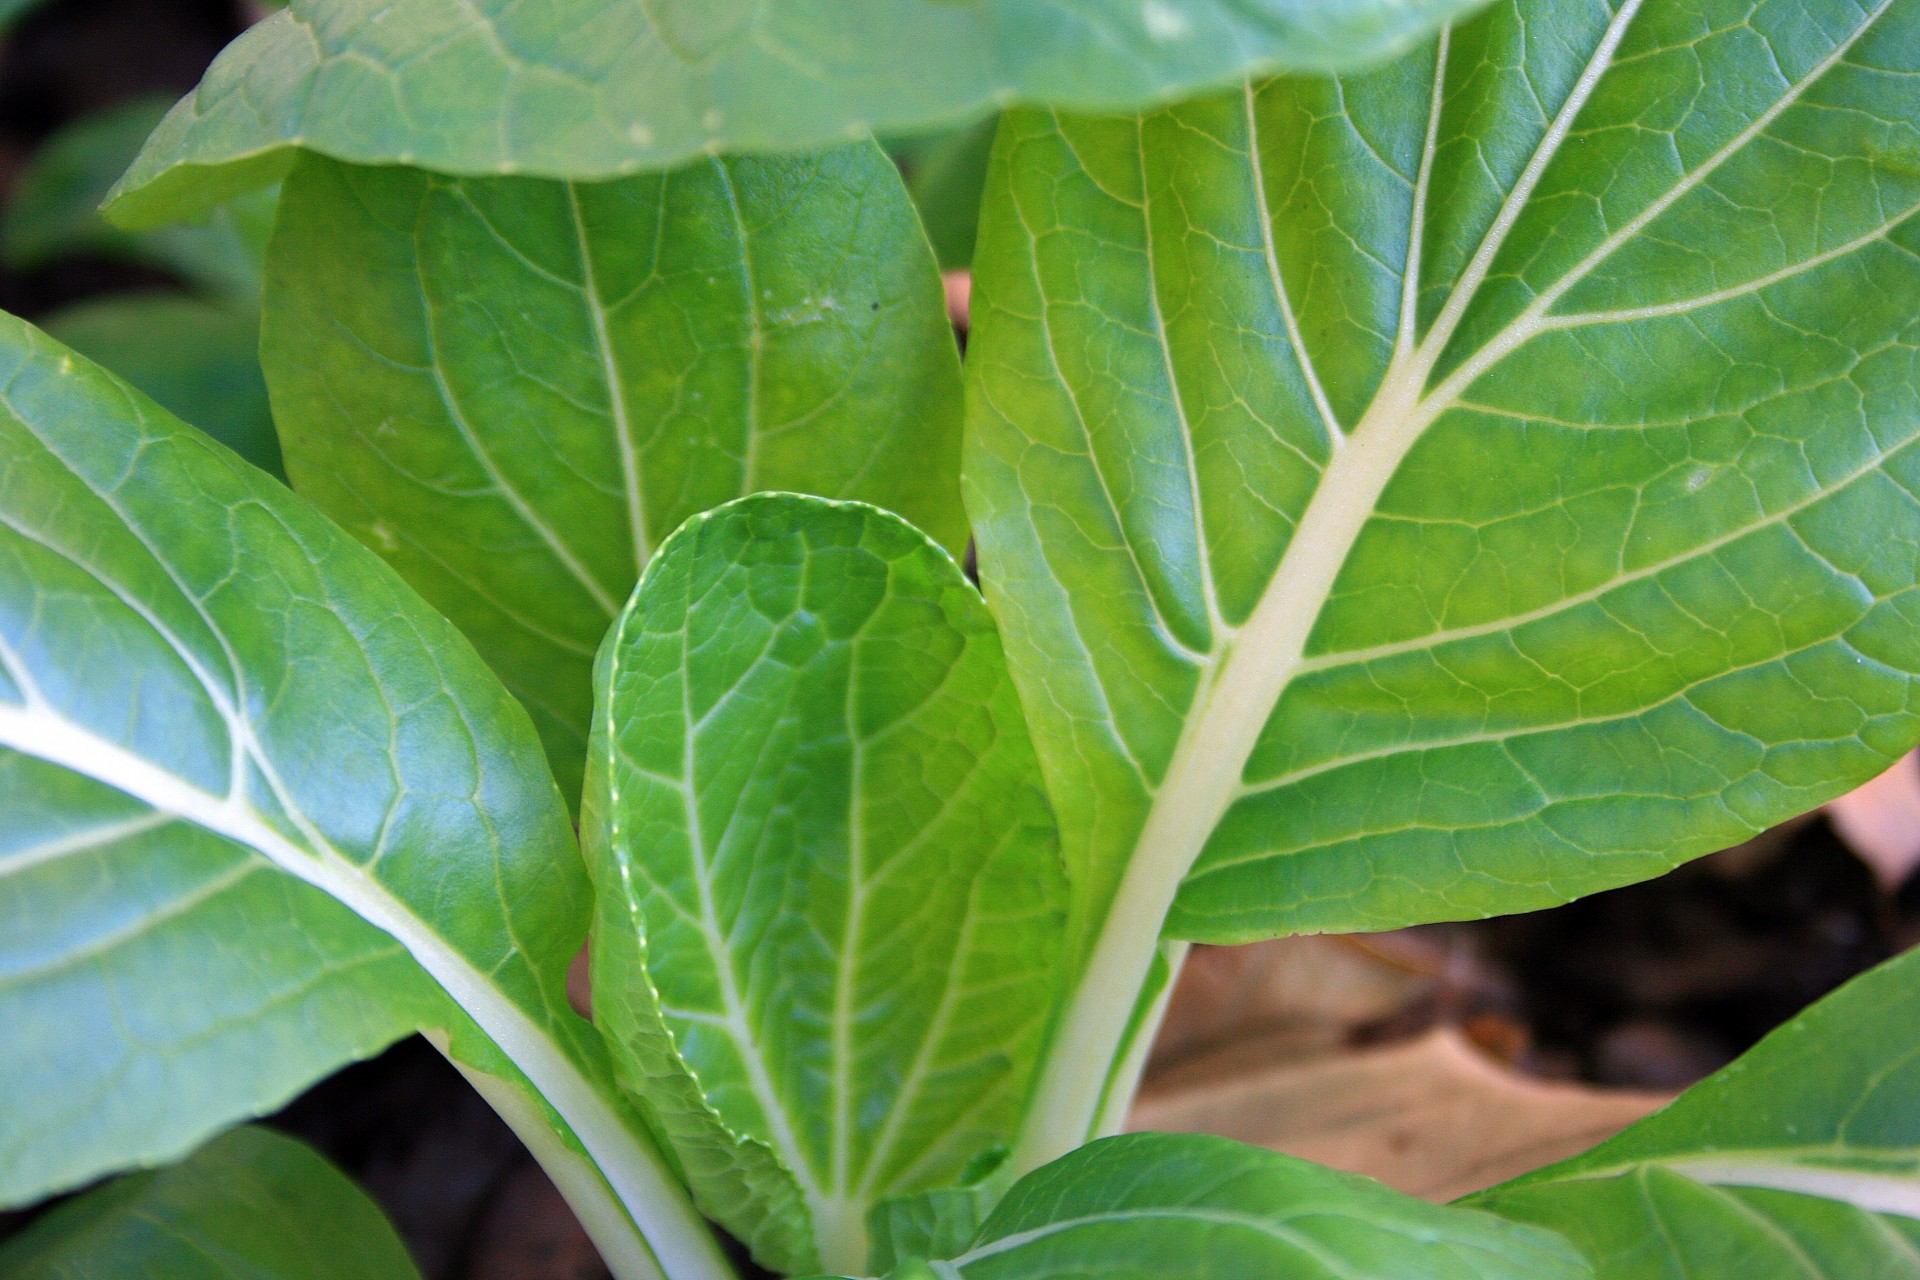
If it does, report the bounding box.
[4,96,273,311]
[1476,943,1920,1277]
[0,1127,422,1280]
[103,0,1496,229]
[964,0,1920,1168]
[0,312,728,1280]
[883,1132,1589,1279]
[892,117,1001,272]
[42,294,280,477]
[584,495,1066,1275]
[262,145,964,801]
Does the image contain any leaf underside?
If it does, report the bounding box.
[263,144,965,801]
[585,495,1066,1276]
[965,0,1920,959]
[1476,943,1920,1277]
[102,0,1492,228]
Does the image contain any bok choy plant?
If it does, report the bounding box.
[4,0,1920,1276]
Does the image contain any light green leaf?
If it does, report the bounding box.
[0,1126,422,1280]
[42,295,280,477]
[102,0,1496,229]
[584,495,1066,1276]
[0,312,729,1280]
[1475,944,1920,1277]
[261,144,965,802]
[3,96,273,312]
[965,0,1920,1169]
[875,1132,1589,1279]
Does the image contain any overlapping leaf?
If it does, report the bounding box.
[0,313,725,1280]
[101,0,1495,228]
[1476,944,1920,1277]
[584,495,1065,1276]
[847,1132,1589,1280]
[0,1127,422,1280]
[965,0,1920,1165]
[262,145,963,800]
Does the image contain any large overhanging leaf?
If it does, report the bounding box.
[261,145,964,801]
[1474,944,1920,1277]
[584,495,1067,1277]
[0,1127,422,1280]
[964,0,1920,1172]
[0,313,730,1280]
[833,1132,1590,1280]
[100,0,1496,229]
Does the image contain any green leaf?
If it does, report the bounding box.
[261,145,965,802]
[42,295,281,477]
[877,1132,1589,1279]
[0,1126,422,1280]
[965,0,1920,1168]
[891,116,1001,272]
[102,0,1497,229]
[1474,944,1920,1277]
[3,96,273,312]
[0,312,730,1280]
[584,495,1067,1276]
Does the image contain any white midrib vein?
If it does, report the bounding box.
[0,679,730,1280]
[567,181,654,573]
[1009,0,1899,1175]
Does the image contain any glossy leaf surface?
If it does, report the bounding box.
[966,0,1920,1167]
[585,495,1065,1276]
[0,312,725,1280]
[263,146,964,800]
[866,1132,1589,1280]
[1478,943,1920,1277]
[44,295,280,477]
[103,0,1493,228]
[0,1127,422,1280]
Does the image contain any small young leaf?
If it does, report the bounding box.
[585,495,1066,1276]
[0,313,727,1279]
[884,1132,1590,1279]
[1475,943,1920,1277]
[0,1127,422,1280]
[102,0,1495,228]
[262,145,964,800]
[967,0,1920,1167]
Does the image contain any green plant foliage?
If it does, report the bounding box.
[1477,944,1920,1276]
[101,0,1496,229]
[0,1127,422,1280]
[0,311,730,1280]
[42,295,280,476]
[584,495,1066,1276]
[841,1132,1590,1279]
[965,0,1920,1169]
[891,117,1001,272]
[3,96,273,312]
[261,145,964,800]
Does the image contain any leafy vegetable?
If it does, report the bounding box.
[964,0,1920,1171]
[4,96,273,313]
[0,1126,422,1280]
[1477,943,1920,1276]
[585,495,1066,1276]
[848,1132,1591,1279]
[0,313,729,1280]
[261,145,964,799]
[42,294,280,476]
[891,117,1001,272]
[102,0,1497,229]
